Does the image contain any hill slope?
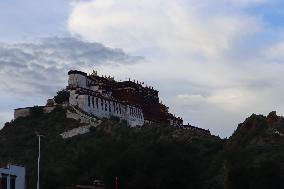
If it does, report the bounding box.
[225,111,284,189]
[0,106,224,189]
[229,111,284,146]
[2,108,284,189]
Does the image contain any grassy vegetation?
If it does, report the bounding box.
[1,108,284,189]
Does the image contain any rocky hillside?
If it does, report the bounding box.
[0,106,224,189]
[228,111,284,146]
[1,108,284,189]
[225,111,284,189]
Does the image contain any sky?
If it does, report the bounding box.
[1,0,284,137]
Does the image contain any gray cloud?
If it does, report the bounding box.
[0,37,143,128]
[0,37,142,96]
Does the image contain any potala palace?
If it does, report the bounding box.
[67,70,183,127]
[14,70,210,134]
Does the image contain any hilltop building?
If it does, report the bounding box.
[67,70,183,127]
[13,70,211,135]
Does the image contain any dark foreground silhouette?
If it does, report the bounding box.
[1,107,284,189]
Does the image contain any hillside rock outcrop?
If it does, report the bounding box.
[228,111,284,146]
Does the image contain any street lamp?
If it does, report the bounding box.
[36,133,45,189]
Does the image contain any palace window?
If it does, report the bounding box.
[92,97,95,108]
[101,99,104,110]
[96,98,99,108]
[105,100,108,111]
[88,96,90,107]
[10,175,16,189]
[1,174,8,189]
[109,102,111,112]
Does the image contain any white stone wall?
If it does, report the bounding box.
[68,73,87,88]
[67,110,94,125]
[14,106,56,119]
[63,106,102,138]
[43,106,56,113]
[69,90,87,108]
[14,108,30,119]
[69,92,144,127]
[60,125,94,139]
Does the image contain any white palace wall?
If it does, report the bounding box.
[68,73,87,89]
[14,106,56,119]
[68,72,144,127]
[69,91,144,127]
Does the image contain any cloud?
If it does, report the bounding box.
[67,0,284,137]
[223,0,267,6]
[68,0,263,59]
[0,0,72,43]
[262,42,284,62]
[0,111,11,127]
[0,37,142,96]
[176,94,206,105]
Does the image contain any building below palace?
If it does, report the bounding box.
[67,70,183,127]
[0,165,25,189]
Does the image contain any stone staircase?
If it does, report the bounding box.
[61,105,102,139]
[66,105,98,126]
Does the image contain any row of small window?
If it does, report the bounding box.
[88,96,122,114]
[129,107,143,119]
[87,96,143,119]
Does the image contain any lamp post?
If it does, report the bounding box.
[36,134,45,189]
[115,177,118,189]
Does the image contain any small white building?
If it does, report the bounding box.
[0,165,25,189]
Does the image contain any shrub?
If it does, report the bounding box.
[110,116,120,122]
[30,106,43,116]
[54,89,70,104]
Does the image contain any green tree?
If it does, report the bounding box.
[54,89,70,104]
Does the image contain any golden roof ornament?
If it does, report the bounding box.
[91,70,98,76]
